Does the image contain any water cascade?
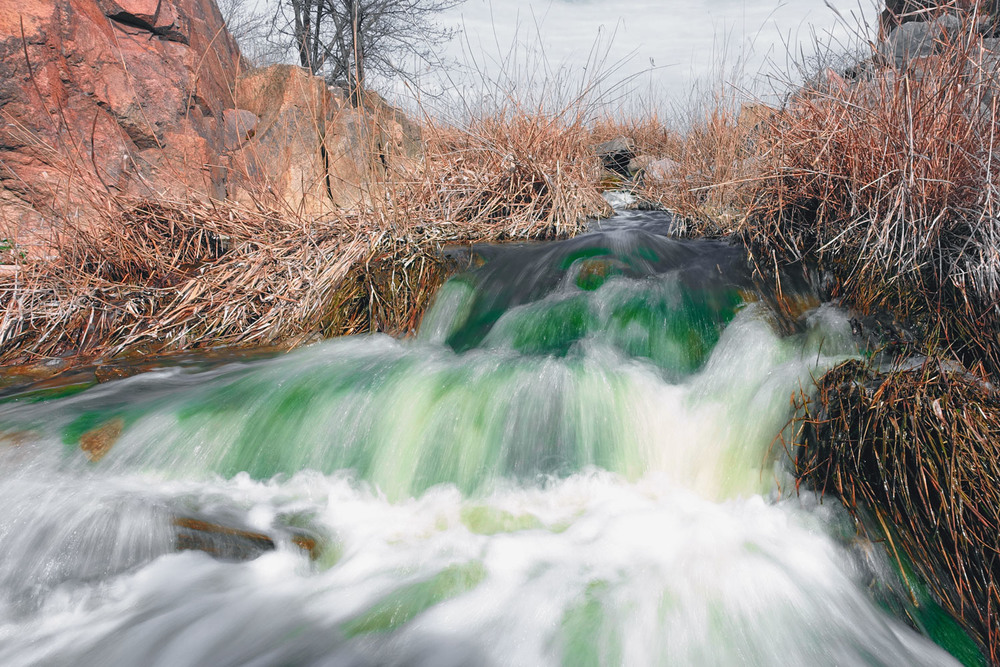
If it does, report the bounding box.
[0,209,977,665]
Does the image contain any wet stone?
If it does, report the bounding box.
[3,358,70,382]
[291,533,322,561]
[172,517,275,561]
[79,418,124,462]
[95,365,148,383]
[171,517,323,562]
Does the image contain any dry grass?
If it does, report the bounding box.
[750,31,1000,376]
[0,100,608,366]
[0,199,370,362]
[750,22,1000,656]
[793,358,1000,662]
[589,113,682,162]
[744,39,1000,317]
[643,106,762,232]
[627,14,1000,374]
[392,106,610,242]
[592,102,772,231]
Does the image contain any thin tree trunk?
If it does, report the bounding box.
[294,0,312,70]
[350,0,362,105]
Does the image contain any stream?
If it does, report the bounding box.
[0,206,975,666]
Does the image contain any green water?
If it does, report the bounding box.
[0,223,980,666]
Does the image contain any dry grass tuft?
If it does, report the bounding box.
[0,102,608,366]
[642,106,761,231]
[589,113,682,162]
[745,40,1000,312]
[634,16,1000,374]
[793,358,1000,662]
[0,198,373,362]
[592,102,773,231]
[748,27,1000,374]
[393,107,610,242]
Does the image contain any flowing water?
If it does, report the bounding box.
[0,207,976,665]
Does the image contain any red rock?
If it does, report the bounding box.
[96,0,180,36]
[0,0,421,251]
[222,108,258,150]
[172,516,275,561]
[228,65,421,215]
[0,0,241,248]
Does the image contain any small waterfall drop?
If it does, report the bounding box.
[0,209,973,666]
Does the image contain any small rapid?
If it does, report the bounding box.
[0,208,972,665]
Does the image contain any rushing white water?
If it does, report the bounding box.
[0,215,971,666]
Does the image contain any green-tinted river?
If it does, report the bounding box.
[0,207,977,665]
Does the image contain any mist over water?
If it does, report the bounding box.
[0,207,966,665]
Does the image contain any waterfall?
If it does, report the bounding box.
[0,211,974,666]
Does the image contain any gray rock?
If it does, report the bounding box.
[593,137,635,177]
[646,158,679,181]
[878,14,962,69]
[880,0,943,36]
[593,137,635,157]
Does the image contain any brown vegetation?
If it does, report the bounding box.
[405,108,609,241]
[793,359,1000,663]
[0,103,607,366]
[633,16,1000,374]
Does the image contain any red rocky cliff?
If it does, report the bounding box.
[0,0,243,248]
[0,0,420,255]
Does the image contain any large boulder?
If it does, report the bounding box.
[0,0,242,249]
[228,65,421,215]
[0,0,422,253]
[879,1,1000,37]
[878,14,963,68]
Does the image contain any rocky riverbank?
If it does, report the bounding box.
[0,0,608,372]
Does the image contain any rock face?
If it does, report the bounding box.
[228,65,421,216]
[0,0,422,251]
[0,0,242,247]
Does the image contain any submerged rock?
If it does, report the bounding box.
[172,516,325,562]
[173,517,275,561]
[79,417,124,462]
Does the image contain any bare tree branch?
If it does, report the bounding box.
[271,0,465,103]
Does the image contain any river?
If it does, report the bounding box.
[0,206,970,665]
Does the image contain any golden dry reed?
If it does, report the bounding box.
[0,103,607,366]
